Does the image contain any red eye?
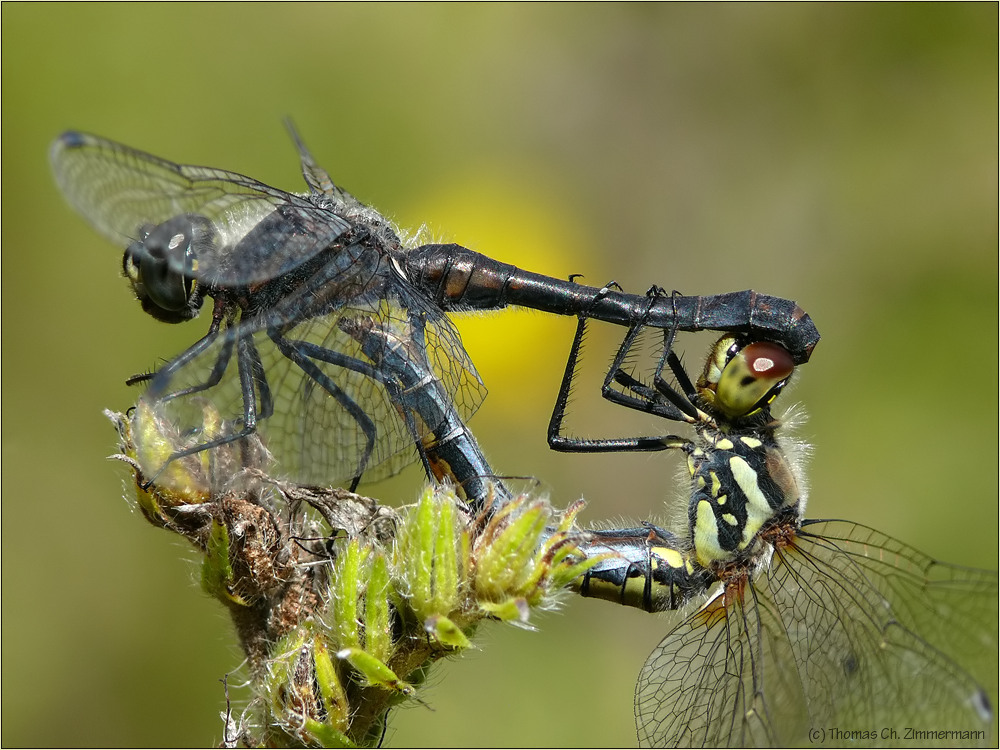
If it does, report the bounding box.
[742,341,794,381]
[708,339,796,419]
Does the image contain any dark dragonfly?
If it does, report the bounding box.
[52,127,500,497]
[542,309,998,747]
[51,126,818,499]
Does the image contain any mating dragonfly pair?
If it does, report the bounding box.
[52,127,996,747]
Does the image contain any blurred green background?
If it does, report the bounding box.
[3,4,996,747]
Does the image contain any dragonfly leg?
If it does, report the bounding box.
[139,329,266,490]
[547,312,689,453]
[598,287,698,423]
[270,333,384,492]
[139,326,232,404]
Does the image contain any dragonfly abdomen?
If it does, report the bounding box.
[405,243,820,363]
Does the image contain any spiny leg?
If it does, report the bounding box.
[604,287,699,422]
[548,283,690,453]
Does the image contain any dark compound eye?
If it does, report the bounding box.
[714,340,794,419]
[122,217,204,324]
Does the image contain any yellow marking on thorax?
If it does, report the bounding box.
[709,471,721,497]
[694,499,726,566]
[729,455,773,549]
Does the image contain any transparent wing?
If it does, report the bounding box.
[634,584,778,747]
[133,283,487,490]
[791,520,999,728]
[50,131,352,284]
[286,120,367,211]
[636,521,998,747]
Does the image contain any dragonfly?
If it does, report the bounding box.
[51,125,819,503]
[543,301,998,747]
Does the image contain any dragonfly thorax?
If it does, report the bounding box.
[687,424,802,569]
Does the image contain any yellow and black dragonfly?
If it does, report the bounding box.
[547,302,998,747]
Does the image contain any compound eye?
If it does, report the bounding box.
[142,231,192,311]
[715,341,795,419]
[123,218,201,323]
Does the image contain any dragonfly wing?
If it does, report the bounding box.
[783,521,998,743]
[635,522,997,748]
[392,282,487,425]
[635,584,778,748]
[133,278,486,490]
[50,131,352,284]
[284,120,366,210]
[265,283,487,486]
[132,313,415,491]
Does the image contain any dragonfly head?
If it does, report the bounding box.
[697,336,794,423]
[123,215,208,323]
